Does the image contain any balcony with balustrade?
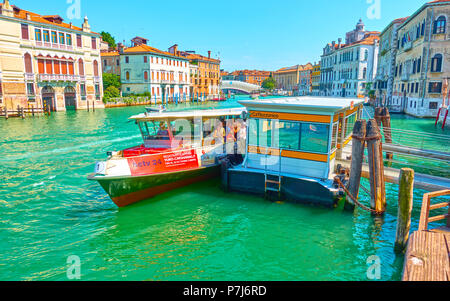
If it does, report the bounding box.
[38,74,80,82]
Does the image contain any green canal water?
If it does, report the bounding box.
[1,97,449,281]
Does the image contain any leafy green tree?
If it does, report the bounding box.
[262,77,277,91]
[103,86,120,103]
[101,31,117,49]
[103,73,121,91]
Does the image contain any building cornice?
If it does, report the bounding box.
[0,14,101,37]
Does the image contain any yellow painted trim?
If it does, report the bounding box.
[345,105,360,117]
[249,111,331,123]
[330,151,336,161]
[333,114,339,122]
[248,146,328,163]
[343,135,352,146]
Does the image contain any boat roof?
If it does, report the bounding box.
[239,96,365,115]
[129,107,247,122]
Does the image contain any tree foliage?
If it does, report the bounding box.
[103,73,121,91]
[103,86,120,103]
[262,77,277,91]
[100,31,117,49]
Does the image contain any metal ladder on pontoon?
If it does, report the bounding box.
[264,150,282,198]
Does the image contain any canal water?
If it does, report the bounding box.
[0,97,448,281]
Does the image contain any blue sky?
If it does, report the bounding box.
[13,0,427,71]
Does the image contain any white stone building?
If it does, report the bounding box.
[120,40,190,102]
[320,20,380,98]
[374,17,408,111]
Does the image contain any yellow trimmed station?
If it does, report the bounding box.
[224,96,364,207]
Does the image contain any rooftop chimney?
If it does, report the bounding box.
[1,0,14,17]
[118,43,125,54]
[169,44,178,55]
[82,16,91,33]
[208,51,211,59]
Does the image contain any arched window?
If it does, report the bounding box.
[78,59,84,76]
[431,54,443,72]
[93,60,99,77]
[126,71,130,81]
[24,53,33,74]
[434,16,447,34]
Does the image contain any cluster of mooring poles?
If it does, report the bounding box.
[86,101,95,112]
[0,104,46,119]
[342,118,386,214]
[338,106,416,253]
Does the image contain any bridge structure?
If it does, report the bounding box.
[220,80,264,94]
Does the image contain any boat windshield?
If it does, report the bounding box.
[139,121,171,141]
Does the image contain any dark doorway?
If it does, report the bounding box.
[64,86,77,111]
[42,86,55,112]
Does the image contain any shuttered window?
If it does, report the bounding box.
[61,61,67,75]
[93,61,99,77]
[78,59,84,76]
[45,60,53,74]
[24,53,32,73]
[21,24,29,40]
[68,62,74,75]
[77,34,82,47]
[38,59,45,74]
[54,61,60,74]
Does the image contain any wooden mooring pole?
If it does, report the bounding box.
[395,168,414,253]
[366,119,386,214]
[376,107,393,160]
[345,119,367,211]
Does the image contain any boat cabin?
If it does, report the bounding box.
[125,108,247,158]
[238,97,365,180]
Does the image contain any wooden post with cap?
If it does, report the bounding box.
[366,119,386,213]
[395,168,414,253]
[345,119,367,211]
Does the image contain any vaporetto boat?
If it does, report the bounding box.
[88,108,247,207]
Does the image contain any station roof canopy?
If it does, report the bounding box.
[239,96,365,115]
[129,107,246,122]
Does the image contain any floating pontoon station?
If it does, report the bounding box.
[225,96,365,207]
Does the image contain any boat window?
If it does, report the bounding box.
[344,113,357,139]
[203,118,222,145]
[170,119,192,142]
[275,121,301,150]
[299,123,329,154]
[331,122,339,151]
[139,121,170,141]
[248,119,272,148]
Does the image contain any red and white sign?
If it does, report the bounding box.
[127,149,199,176]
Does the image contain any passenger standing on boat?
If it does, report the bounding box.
[157,122,170,140]
[237,121,246,155]
[213,121,225,145]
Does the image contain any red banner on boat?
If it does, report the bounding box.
[127,149,199,176]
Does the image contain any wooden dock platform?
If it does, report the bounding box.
[402,190,450,281]
[402,230,449,281]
